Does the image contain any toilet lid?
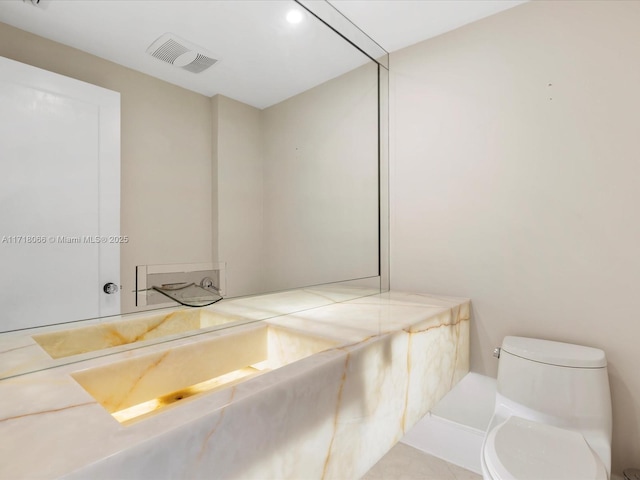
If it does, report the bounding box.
[484,416,608,480]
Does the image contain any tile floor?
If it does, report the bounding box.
[362,443,482,480]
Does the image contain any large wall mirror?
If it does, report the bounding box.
[0,0,388,377]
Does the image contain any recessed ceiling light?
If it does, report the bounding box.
[286,9,303,24]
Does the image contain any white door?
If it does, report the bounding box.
[0,56,120,332]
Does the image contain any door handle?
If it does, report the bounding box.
[103,282,119,294]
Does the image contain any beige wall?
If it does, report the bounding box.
[390,1,640,473]
[0,22,213,314]
[213,95,265,297]
[262,61,379,291]
[214,63,379,297]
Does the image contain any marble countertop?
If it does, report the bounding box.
[0,290,470,479]
[0,284,384,379]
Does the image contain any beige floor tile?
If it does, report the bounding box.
[361,443,481,480]
[446,462,483,480]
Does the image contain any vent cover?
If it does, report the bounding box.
[146,33,218,74]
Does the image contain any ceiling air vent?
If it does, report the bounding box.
[146,33,218,74]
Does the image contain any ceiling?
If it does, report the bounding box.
[329,0,527,53]
[0,0,526,109]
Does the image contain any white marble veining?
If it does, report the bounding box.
[0,284,380,379]
[0,290,469,479]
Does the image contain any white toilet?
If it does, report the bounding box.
[481,336,612,480]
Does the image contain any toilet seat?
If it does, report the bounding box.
[483,416,608,480]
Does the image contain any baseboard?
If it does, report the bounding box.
[401,372,497,475]
[401,411,486,474]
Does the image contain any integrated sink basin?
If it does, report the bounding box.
[32,309,244,359]
[71,324,341,423]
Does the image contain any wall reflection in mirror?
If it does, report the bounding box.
[0,0,388,373]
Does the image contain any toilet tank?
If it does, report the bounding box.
[497,336,612,434]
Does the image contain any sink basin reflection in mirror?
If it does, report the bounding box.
[71,324,340,424]
[32,309,244,359]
